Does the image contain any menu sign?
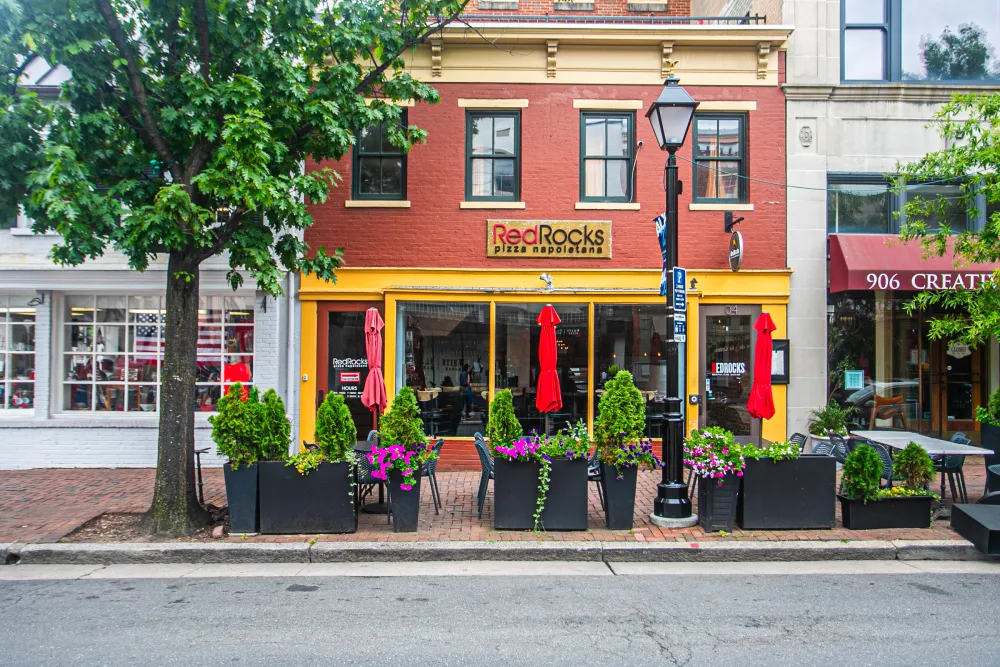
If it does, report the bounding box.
[487,220,612,259]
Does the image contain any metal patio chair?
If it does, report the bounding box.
[473,433,494,519]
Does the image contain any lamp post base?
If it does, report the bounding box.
[650,512,698,529]
[652,481,694,525]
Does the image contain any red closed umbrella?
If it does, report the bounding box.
[361,308,387,418]
[535,305,563,413]
[747,312,776,421]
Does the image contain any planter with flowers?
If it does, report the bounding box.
[736,440,836,530]
[684,427,744,532]
[259,391,357,534]
[595,371,662,530]
[371,387,435,532]
[209,383,263,533]
[536,420,591,530]
[838,442,937,529]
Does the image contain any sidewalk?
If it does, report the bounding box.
[1,462,988,544]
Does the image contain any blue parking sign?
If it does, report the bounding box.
[673,267,687,312]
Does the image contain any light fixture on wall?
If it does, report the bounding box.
[539,273,554,290]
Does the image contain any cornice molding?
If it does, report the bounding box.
[784,83,1000,103]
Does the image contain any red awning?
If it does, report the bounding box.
[829,234,1000,293]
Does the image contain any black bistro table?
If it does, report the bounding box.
[354,440,387,514]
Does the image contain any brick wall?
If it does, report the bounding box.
[306,82,787,272]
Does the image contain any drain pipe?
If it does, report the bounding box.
[286,271,298,453]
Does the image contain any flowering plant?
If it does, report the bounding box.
[368,443,436,491]
[539,420,590,461]
[601,438,662,479]
[494,435,542,462]
[741,440,800,462]
[683,427,745,484]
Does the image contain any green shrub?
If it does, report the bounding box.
[976,386,1000,426]
[807,401,852,436]
[893,442,935,491]
[606,364,621,380]
[258,388,290,461]
[208,382,260,469]
[841,444,882,503]
[594,370,645,456]
[486,388,522,448]
[315,392,357,463]
[379,386,427,449]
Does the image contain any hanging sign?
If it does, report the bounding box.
[487,220,612,258]
[655,213,668,296]
[673,267,687,312]
[729,231,744,272]
[947,342,972,359]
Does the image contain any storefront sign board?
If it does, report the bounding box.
[673,267,687,312]
[487,220,612,258]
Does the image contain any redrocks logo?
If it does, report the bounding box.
[488,221,610,257]
[711,362,746,376]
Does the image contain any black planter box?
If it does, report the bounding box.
[258,461,357,534]
[838,494,933,530]
[950,503,1000,555]
[736,455,836,530]
[494,459,541,530]
[699,474,740,532]
[600,463,638,530]
[223,463,259,534]
[388,469,421,533]
[538,458,588,531]
[982,424,1000,492]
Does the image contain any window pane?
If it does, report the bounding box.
[471,158,493,197]
[605,117,629,157]
[9,382,32,409]
[11,323,34,351]
[225,325,254,354]
[493,159,515,198]
[65,383,92,410]
[129,295,160,317]
[96,325,126,356]
[10,354,32,382]
[844,0,884,23]
[695,162,716,199]
[471,116,493,155]
[67,325,94,352]
[358,157,380,195]
[130,385,157,412]
[399,302,490,436]
[605,160,629,199]
[95,384,126,412]
[494,303,588,436]
[196,385,222,412]
[125,353,159,382]
[717,120,741,158]
[717,160,741,199]
[585,117,606,155]
[196,356,222,382]
[225,296,254,324]
[96,296,126,323]
[223,355,254,384]
[907,184,968,232]
[65,353,91,381]
[594,305,669,438]
[695,119,718,157]
[359,125,380,153]
[902,1,1000,81]
[584,160,605,198]
[493,116,515,156]
[66,296,95,323]
[381,157,403,194]
[827,183,890,233]
[844,30,886,80]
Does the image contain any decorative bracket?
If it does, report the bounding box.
[756,42,771,80]
[547,40,558,78]
[431,36,443,77]
[660,41,675,79]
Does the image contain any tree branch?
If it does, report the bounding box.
[163,9,181,77]
[199,208,247,260]
[193,0,211,82]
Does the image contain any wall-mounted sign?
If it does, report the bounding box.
[673,267,687,312]
[710,361,746,376]
[844,370,864,391]
[771,338,789,385]
[729,231,744,272]
[487,220,612,258]
[947,342,972,359]
[339,371,361,384]
[674,312,687,343]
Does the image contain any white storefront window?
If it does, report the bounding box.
[0,295,36,410]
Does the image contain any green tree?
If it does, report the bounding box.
[919,24,997,81]
[315,392,356,462]
[897,92,1000,347]
[4,0,469,535]
[594,370,645,449]
[485,388,522,448]
[208,382,260,469]
[258,388,290,462]
[379,387,427,450]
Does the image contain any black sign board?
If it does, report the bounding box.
[729,231,744,272]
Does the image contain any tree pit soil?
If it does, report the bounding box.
[60,512,227,543]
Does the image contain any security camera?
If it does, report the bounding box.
[637,140,644,148]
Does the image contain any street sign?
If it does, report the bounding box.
[673,313,687,343]
[673,267,687,312]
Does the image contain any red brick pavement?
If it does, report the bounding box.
[0,460,989,544]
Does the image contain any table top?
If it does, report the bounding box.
[850,430,994,456]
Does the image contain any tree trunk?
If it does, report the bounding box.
[142,252,210,536]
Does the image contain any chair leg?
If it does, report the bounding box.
[940,471,946,500]
[429,474,439,515]
[477,474,488,519]
[434,473,443,509]
[195,451,205,506]
[959,470,969,504]
[947,473,958,503]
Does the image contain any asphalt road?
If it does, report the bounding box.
[1,563,999,667]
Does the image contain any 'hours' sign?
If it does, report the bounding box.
[487,220,612,259]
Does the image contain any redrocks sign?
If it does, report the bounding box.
[487,220,612,259]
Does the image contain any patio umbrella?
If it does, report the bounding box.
[747,312,776,432]
[535,305,563,420]
[361,307,387,424]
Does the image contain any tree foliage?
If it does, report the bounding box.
[315,392,356,462]
[841,444,883,503]
[208,382,259,468]
[892,442,936,491]
[258,388,290,461]
[379,387,426,450]
[485,388,522,448]
[919,24,999,82]
[594,370,646,451]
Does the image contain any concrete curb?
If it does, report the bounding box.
[310,541,604,562]
[603,540,898,562]
[15,542,310,565]
[892,539,994,562]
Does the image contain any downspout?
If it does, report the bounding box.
[286,270,298,453]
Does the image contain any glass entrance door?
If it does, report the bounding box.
[699,305,760,442]
[317,302,383,439]
[931,338,981,438]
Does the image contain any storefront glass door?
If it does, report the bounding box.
[318,303,381,439]
[699,305,759,442]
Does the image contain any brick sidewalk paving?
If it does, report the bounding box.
[0,461,988,544]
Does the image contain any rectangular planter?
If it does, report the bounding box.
[698,474,740,533]
[600,463,637,530]
[737,455,836,530]
[388,469,422,533]
[838,494,933,530]
[258,461,357,534]
[951,504,1000,555]
[981,423,1000,492]
[494,459,541,530]
[539,457,588,531]
[223,463,259,534]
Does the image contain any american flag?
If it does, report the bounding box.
[197,310,223,355]
[134,313,164,360]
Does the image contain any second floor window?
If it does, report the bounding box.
[466,111,520,201]
[353,116,406,200]
[827,174,980,234]
[580,112,634,202]
[692,114,747,204]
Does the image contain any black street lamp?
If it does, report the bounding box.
[646,77,698,526]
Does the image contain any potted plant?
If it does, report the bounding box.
[594,371,661,530]
[209,382,261,534]
[371,387,435,532]
[535,420,591,530]
[258,391,357,534]
[807,401,852,440]
[486,389,535,530]
[684,427,745,532]
[838,443,936,529]
[976,387,1000,489]
[736,440,836,530]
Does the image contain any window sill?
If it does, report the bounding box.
[575,202,640,210]
[345,200,411,208]
[689,203,754,211]
[460,201,526,209]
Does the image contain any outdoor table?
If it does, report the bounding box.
[353,441,387,514]
[850,430,995,457]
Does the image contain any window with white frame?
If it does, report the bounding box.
[62,295,254,413]
[0,295,36,410]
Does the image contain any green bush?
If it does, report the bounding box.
[807,401,852,436]
[208,382,260,469]
[486,388,522,448]
[379,386,427,449]
[841,444,882,503]
[258,388,290,461]
[976,386,1000,426]
[315,392,357,463]
[893,442,935,491]
[594,370,646,460]
[606,364,621,380]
